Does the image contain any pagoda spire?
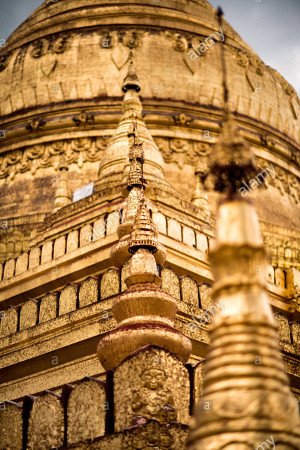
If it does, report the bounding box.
[189,8,300,450]
[52,153,72,213]
[95,49,170,193]
[97,125,192,370]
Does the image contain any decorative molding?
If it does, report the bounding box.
[30,33,70,59]
[0,136,299,205]
[26,118,46,133]
[257,156,300,204]
[73,111,95,126]
[0,137,108,179]
[155,138,211,170]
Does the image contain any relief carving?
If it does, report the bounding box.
[155,138,211,170]
[30,34,70,59]
[234,48,264,92]
[173,113,193,127]
[100,32,114,49]
[263,232,300,272]
[167,139,192,168]
[280,77,299,120]
[26,118,46,133]
[106,30,142,69]
[0,137,108,179]
[171,34,188,53]
[257,157,299,204]
[31,39,48,58]
[123,421,174,449]
[131,366,177,425]
[73,111,95,126]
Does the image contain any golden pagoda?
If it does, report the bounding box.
[0,1,299,449]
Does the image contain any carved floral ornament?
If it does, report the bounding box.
[263,234,300,269]
[155,138,211,169]
[0,137,108,179]
[256,157,299,204]
[0,137,299,204]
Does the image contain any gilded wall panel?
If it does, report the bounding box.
[67,378,106,445]
[41,240,53,264]
[59,284,77,315]
[67,229,79,253]
[39,293,57,323]
[53,235,66,259]
[181,276,199,307]
[0,402,22,450]
[27,393,64,450]
[29,247,40,269]
[19,300,38,330]
[0,308,18,336]
[100,269,120,299]
[161,268,181,301]
[114,347,190,432]
[79,277,99,307]
[15,252,28,275]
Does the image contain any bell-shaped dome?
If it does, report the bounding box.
[0,0,299,261]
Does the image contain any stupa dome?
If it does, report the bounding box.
[0,0,299,261]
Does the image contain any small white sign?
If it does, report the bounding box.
[73,182,94,202]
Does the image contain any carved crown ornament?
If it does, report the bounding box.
[0,27,297,130]
[123,420,175,449]
[0,27,259,79]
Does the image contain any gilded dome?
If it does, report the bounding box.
[2,0,299,140]
[0,0,299,261]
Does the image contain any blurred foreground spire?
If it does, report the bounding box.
[205,7,257,196]
[188,8,300,450]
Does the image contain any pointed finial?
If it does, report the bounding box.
[129,193,158,254]
[216,7,229,112]
[128,122,158,253]
[122,50,141,93]
[127,121,146,191]
[58,152,68,171]
[204,8,258,195]
[53,153,72,213]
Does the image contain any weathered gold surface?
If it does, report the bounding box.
[98,107,192,369]
[0,402,22,450]
[67,378,106,445]
[0,0,299,448]
[27,392,64,450]
[79,277,99,307]
[114,347,190,431]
